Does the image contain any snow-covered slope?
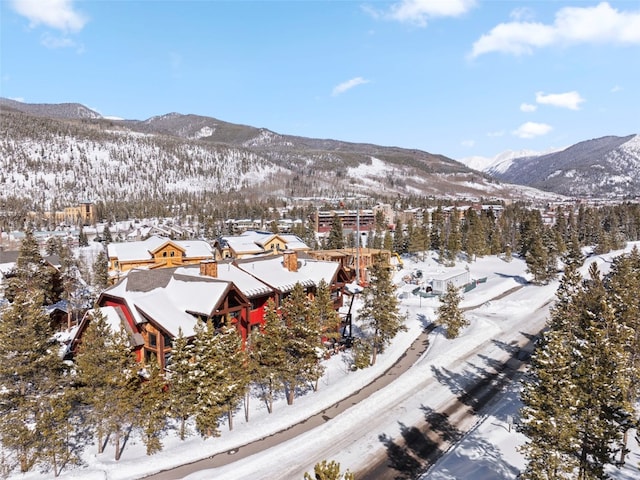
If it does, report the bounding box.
[0,101,565,208]
[482,135,640,198]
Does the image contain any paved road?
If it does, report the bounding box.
[144,327,434,479]
[144,286,526,480]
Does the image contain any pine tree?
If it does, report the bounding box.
[138,358,169,455]
[520,262,635,479]
[280,282,323,403]
[74,308,141,460]
[5,228,63,305]
[166,328,197,440]
[357,257,405,365]
[430,207,444,253]
[327,215,344,249]
[303,459,355,480]
[190,319,225,438]
[252,299,288,413]
[0,289,71,474]
[210,325,249,431]
[444,208,462,265]
[519,266,583,478]
[604,248,640,464]
[93,250,110,289]
[102,222,113,244]
[525,235,551,285]
[78,226,88,247]
[314,279,342,343]
[436,282,468,339]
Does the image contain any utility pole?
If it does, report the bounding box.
[356,201,360,285]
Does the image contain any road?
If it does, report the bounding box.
[144,284,547,480]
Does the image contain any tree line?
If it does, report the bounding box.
[519,248,640,478]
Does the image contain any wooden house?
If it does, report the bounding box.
[106,235,214,281]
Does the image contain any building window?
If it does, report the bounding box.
[149,333,157,348]
[162,252,167,257]
[170,251,175,257]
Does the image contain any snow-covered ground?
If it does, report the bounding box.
[9,245,640,480]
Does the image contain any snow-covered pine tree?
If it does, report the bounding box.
[519,266,583,478]
[5,227,63,305]
[251,299,288,413]
[313,279,341,344]
[74,307,141,460]
[138,357,169,455]
[190,319,225,438]
[166,328,197,440]
[603,248,640,464]
[520,262,636,479]
[280,282,323,404]
[92,250,110,290]
[0,289,71,475]
[436,281,468,339]
[209,324,249,431]
[357,257,405,365]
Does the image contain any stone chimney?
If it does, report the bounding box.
[283,250,298,272]
[200,259,218,277]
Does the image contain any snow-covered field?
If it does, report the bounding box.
[10,245,640,480]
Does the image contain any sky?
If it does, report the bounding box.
[7,241,640,479]
[1,1,639,161]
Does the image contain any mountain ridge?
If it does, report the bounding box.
[3,98,633,209]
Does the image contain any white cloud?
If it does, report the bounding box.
[520,103,537,112]
[487,130,505,137]
[536,91,585,110]
[470,2,640,58]
[512,122,552,139]
[510,7,535,22]
[332,77,370,96]
[461,139,475,148]
[11,96,25,102]
[41,32,77,49]
[368,0,476,27]
[611,85,622,93]
[10,0,88,32]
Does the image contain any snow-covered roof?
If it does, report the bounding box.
[219,231,310,255]
[103,268,234,337]
[177,264,273,298]
[107,235,212,261]
[235,255,338,293]
[222,236,265,255]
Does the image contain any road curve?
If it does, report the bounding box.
[144,286,527,480]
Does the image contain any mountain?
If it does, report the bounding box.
[464,135,640,199]
[0,98,563,212]
[461,147,564,175]
[0,97,102,120]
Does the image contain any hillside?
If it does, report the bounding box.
[0,99,560,212]
[470,135,640,199]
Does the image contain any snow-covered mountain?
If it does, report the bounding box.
[461,147,563,175]
[462,135,640,198]
[1,98,565,212]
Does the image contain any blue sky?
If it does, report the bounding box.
[1,1,639,160]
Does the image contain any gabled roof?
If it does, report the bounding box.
[107,235,212,262]
[102,267,241,337]
[177,263,273,298]
[148,239,186,255]
[234,255,339,293]
[218,230,310,255]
